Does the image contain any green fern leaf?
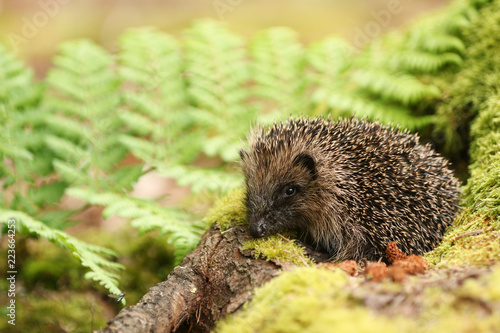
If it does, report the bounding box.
[250,27,308,122]
[44,114,92,141]
[0,210,124,301]
[313,89,434,130]
[351,70,440,105]
[53,160,89,184]
[67,187,203,264]
[307,37,353,89]
[104,165,144,193]
[45,135,86,163]
[184,20,253,161]
[408,32,466,54]
[390,51,462,73]
[159,164,242,194]
[27,182,67,208]
[0,144,33,161]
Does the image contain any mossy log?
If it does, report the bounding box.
[97,223,304,332]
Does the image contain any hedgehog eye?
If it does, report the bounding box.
[284,185,298,198]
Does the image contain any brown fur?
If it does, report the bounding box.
[240,117,460,261]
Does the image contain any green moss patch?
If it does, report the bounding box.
[0,291,109,333]
[216,265,500,333]
[426,93,500,266]
[216,267,406,333]
[425,209,500,266]
[203,188,247,231]
[204,188,315,266]
[425,0,500,266]
[241,234,315,267]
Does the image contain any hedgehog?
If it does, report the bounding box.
[239,117,460,262]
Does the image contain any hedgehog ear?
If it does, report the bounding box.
[293,153,317,179]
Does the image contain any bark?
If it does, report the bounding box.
[97,223,286,333]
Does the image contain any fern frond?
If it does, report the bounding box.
[43,40,136,191]
[407,32,466,54]
[118,134,156,162]
[313,89,434,130]
[0,45,41,113]
[52,160,89,184]
[47,54,119,117]
[159,164,243,194]
[118,27,204,167]
[45,135,87,164]
[27,182,67,208]
[0,45,42,179]
[439,0,479,33]
[119,27,186,108]
[306,37,353,88]
[0,144,33,162]
[104,165,144,193]
[183,19,253,161]
[184,19,249,113]
[0,209,125,301]
[389,50,462,73]
[250,27,307,122]
[45,39,121,124]
[118,109,156,136]
[43,114,92,141]
[67,187,205,264]
[351,70,440,105]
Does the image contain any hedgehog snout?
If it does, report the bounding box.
[250,218,267,238]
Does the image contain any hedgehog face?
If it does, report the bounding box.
[241,151,318,238]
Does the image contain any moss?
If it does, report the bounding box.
[416,265,500,332]
[203,188,247,231]
[459,265,500,302]
[469,97,500,142]
[0,291,109,333]
[215,267,409,333]
[426,15,500,265]
[216,265,500,333]
[434,0,500,157]
[425,209,500,266]
[203,188,315,266]
[465,95,500,217]
[426,93,500,266]
[0,226,176,332]
[241,233,315,266]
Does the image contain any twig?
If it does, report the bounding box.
[453,229,484,242]
[277,233,292,242]
[283,250,310,267]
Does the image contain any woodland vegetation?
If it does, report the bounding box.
[1,0,499,331]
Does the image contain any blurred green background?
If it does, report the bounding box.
[1,0,447,76]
